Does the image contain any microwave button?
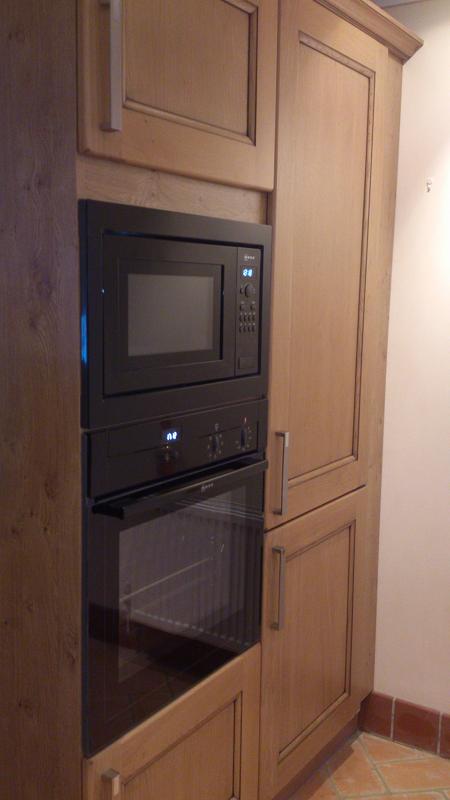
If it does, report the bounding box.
[239,356,256,370]
[244,284,256,298]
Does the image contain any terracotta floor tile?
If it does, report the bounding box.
[378,756,450,791]
[360,732,420,762]
[326,738,385,795]
[365,794,443,800]
[289,769,337,800]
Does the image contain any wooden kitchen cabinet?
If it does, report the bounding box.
[261,1,421,795]
[265,0,420,528]
[78,0,277,190]
[260,489,370,800]
[84,645,261,800]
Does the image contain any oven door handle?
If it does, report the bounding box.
[93,458,268,520]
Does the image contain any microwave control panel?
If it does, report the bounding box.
[235,248,261,376]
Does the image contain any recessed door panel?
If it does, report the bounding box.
[124,702,235,800]
[125,0,251,137]
[289,41,371,479]
[279,524,354,752]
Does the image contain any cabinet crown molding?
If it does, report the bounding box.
[314,0,423,61]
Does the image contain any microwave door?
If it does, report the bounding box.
[102,235,238,396]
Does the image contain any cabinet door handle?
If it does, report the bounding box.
[102,769,121,798]
[271,545,286,630]
[275,431,290,515]
[99,0,123,131]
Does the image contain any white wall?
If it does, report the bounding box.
[375,0,450,713]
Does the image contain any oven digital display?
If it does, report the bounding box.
[161,426,181,444]
[241,267,254,278]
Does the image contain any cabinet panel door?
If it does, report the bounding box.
[266,0,389,526]
[84,646,260,800]
[260,490,369,800]
[78,0,277,190]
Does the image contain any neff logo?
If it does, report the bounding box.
[243,253,256,261]
[201,482,214,492]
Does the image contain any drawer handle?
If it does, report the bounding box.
[99,0,123,131]
[102,769,121,798]
[275,431,290,515]
[271,545,286,631]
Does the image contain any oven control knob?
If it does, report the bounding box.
[241,427,249,449]
[244,284,256,298]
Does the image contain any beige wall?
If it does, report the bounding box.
[375,0,450,713]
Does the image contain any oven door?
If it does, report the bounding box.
[102,235,237,396]
[84,458,265,755]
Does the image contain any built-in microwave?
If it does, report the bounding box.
[79,201,272,429]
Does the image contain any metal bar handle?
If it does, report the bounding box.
[271,546,286,630]
[94,458,268,520]
[102,769,121,798]
[100,0,123,131]
[275,431,290,515]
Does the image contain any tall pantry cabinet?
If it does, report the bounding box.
[261,1,421,798]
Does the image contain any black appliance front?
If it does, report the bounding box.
[80,201,272,429]
[84,457,265,756]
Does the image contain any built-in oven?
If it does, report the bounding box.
[79,201,271,429]
[84,454,265,756]
[80,202,272,756]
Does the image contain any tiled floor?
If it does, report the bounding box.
[289,732,450,800]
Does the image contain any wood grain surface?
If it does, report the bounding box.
[77,155,268,224]
[0,2,81,798]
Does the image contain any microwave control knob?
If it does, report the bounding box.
[244,284,256,298]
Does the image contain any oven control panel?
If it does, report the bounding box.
[205,422,255,462]
[235,248,261,376]
[88,400,268,498]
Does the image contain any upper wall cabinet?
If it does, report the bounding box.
[78,0,278,190]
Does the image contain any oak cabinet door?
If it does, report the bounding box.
[78,0,277,190]
[260,490,370,800]
[266,0,389,526]
[84,646,260,800]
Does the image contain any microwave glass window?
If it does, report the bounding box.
[128,271,215,357]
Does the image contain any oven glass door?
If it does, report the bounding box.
[85,461,264,755]
[102,235,237,396]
